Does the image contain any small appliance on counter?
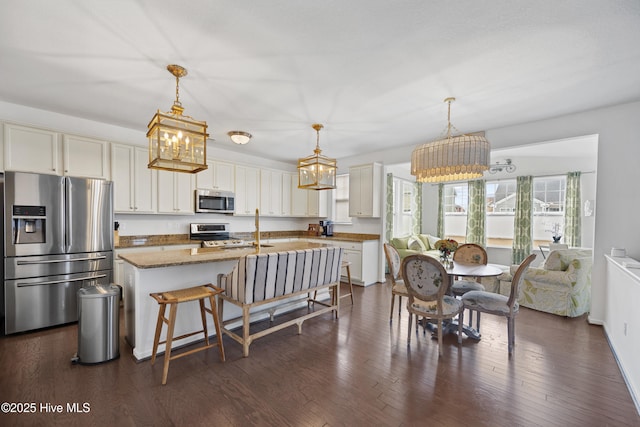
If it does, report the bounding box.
[308,224,321,236]
[320,220,333,236]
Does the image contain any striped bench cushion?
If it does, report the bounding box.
[220,247,344,304]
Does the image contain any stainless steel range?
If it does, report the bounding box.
[2,171,113,334]
[189,223,251,248]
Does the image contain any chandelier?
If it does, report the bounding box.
[411,97,490,182]
[298,123,337,190]
[147,64,208,173]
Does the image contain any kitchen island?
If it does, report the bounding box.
[119,241,334,360]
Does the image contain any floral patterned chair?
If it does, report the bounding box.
[402,254,463,357]
[501,249,592,317]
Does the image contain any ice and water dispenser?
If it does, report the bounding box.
[12,205,46,245]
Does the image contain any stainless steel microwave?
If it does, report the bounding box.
[195,189,235,213]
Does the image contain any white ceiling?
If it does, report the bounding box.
[0,1,639,164]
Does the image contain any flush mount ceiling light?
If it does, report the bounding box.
[147,64,208,174]
[227,131,252,145]
[297,123,337,190]
[411,97,490,183]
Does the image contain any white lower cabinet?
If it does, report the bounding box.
[306,238,379,286]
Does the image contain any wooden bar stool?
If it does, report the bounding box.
[339,260,354,305]
[311,260,355,306]
[150,284,225,385]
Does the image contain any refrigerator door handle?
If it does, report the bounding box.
[16,256,108,265]
[16,274,108,287]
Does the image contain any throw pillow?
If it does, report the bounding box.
[417,234,432,250]
[391,236,411,250]
[407,236,427,252]
[543,250,563,271]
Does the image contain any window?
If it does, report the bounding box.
[443,184,468,242]
[485,179,516,247]
[444,176,569,248]
[393,179,414,236]
[486,180,517,213]
[333,174,351,223]
[532,176,566,246]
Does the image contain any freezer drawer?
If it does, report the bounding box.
[4,270,112,334]
[5,252,113,280]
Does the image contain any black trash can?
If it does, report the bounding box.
[74,284,120,364]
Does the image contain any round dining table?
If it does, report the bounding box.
[447,262,505,279]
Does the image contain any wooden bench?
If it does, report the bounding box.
[217,247,344,357]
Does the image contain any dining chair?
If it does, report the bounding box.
[451,243,488,296]
[451,243,487,329]
[402,254,463,357]
[383,243,408,321]
[459,253,537,356]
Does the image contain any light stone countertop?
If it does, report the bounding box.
[115,231,380,249]
[118,241,335,269]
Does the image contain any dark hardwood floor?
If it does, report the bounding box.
[1,278,638,427]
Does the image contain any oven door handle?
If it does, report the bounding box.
[17,274,108,287]
[16,255,107,265]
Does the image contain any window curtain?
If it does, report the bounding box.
[564,171,582,247]
[437,183,444,238]
[512,176,533,264]
[466,180,486,246]
[412,182,422,235]
[385,173,394,242]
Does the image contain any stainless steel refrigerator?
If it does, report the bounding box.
[2,171,113,334]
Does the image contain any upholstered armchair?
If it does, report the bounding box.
[501,249,592,317]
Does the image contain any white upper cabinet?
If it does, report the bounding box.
[291,174,308,216]
[4,123,60,174]
[111,144,156,213]
[291,174,329,217]
[157,170,194,214]
[235,165,260,215]
[3,124,109,179]
[133,147,156,213]
[111,144,134,212]
[195,159,235,192]
[260,169,283,216]
[349,163,382,218]
[308,189,328,218]
[63,134,110,179]
[281,172,293,217]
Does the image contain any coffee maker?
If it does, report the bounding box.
[320,220,333,236]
